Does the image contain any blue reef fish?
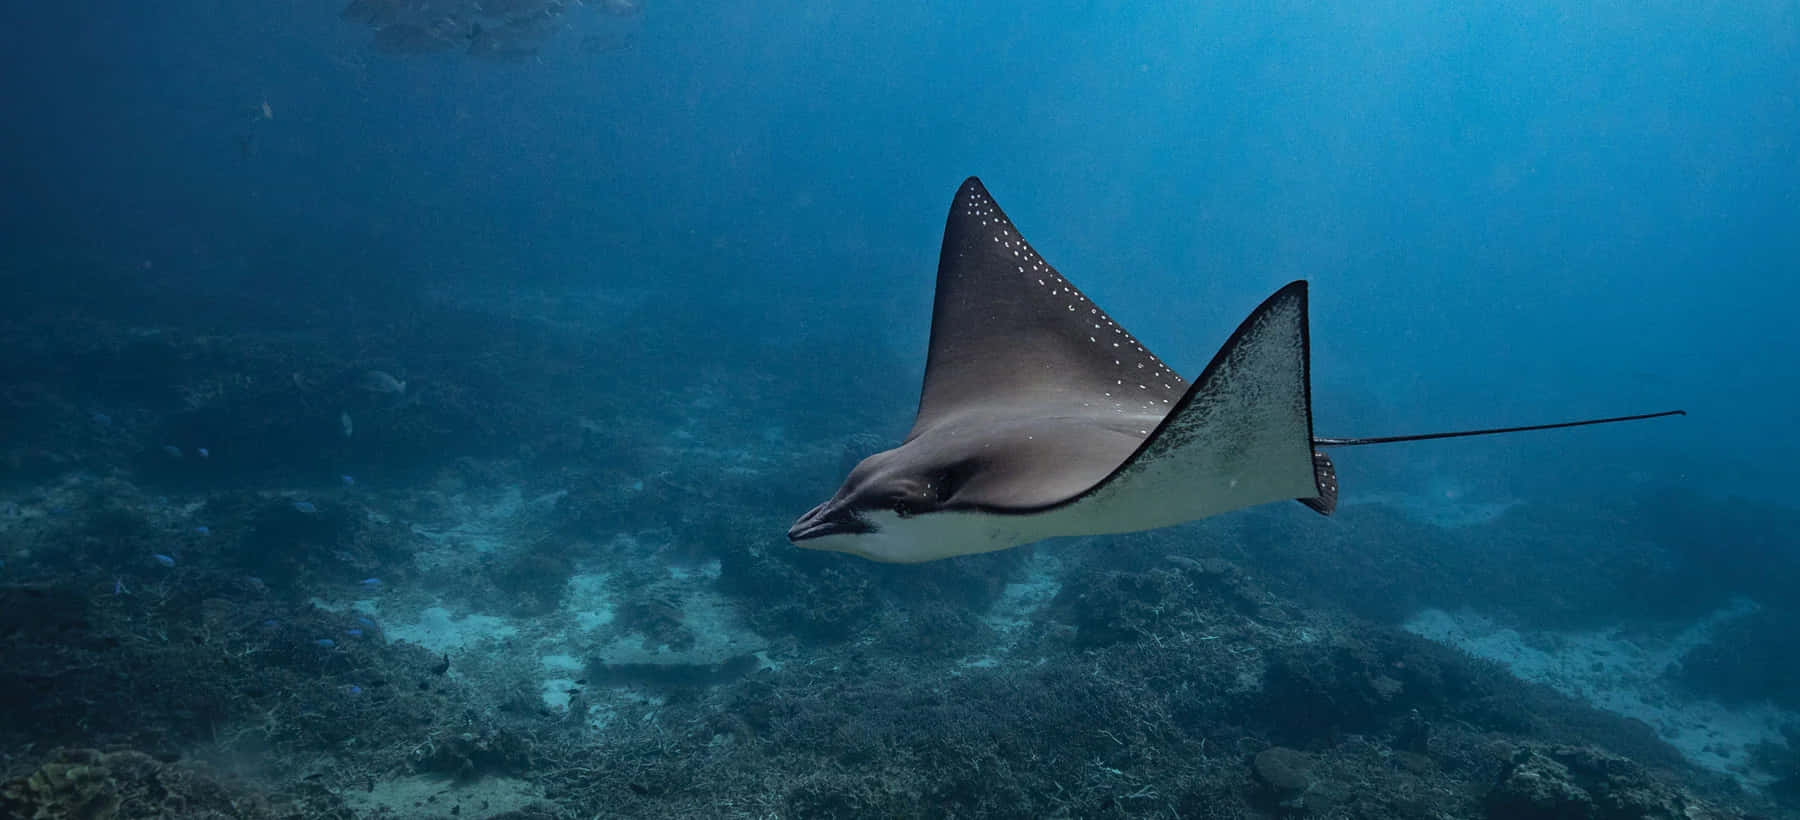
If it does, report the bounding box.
[356,616,376,628]
[262,619,279,628]
[359,577,382,587]
[315,638,336,648]
[151,553,176,568]
[341,474,356,486]
[194,525,211,536]
[197,447,210,459]
[293,501,318,514]
[91,412,112,427]
[347,684,363,695]
[161,444,183,458]
[345,628,364,638]
[114,577,129,595]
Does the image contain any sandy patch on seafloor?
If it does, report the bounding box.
[1405,599,1796,788]
[340,774,550,819]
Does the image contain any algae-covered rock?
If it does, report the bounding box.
[2,749,124,820]
[1486,748,1591,819]
[0,749,274,820]
[1484,744,1728,820]
[1253,745,1314,795]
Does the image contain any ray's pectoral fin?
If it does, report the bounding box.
[1063,281,1326,531]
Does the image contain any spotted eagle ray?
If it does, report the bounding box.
[789,177,1684,563]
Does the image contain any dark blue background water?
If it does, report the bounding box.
[4,0,1794,502]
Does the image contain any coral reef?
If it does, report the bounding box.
[1485,745,1730,820]
[1670,605,1800,711]
[0,749,276,820]
[1,288,1789,820]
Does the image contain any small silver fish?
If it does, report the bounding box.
[358,370,407,395]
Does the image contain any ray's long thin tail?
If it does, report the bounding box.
[1313,409,1686,448]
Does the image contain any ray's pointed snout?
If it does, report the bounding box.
[787,501,872,543]
[787,503,828,542]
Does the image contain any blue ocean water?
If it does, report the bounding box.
[0,1,1796,817]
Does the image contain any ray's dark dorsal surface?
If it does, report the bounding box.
[915,178,1188,431]
[788,177,1685,563]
